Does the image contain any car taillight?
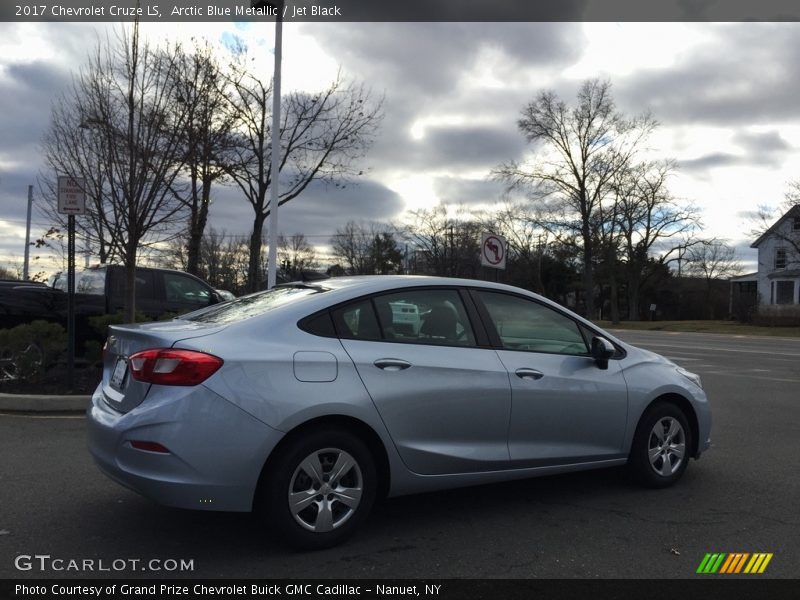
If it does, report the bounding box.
[128,348,223,386]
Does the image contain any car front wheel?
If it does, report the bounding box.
[261,429,376,550]
[629,402,692,488]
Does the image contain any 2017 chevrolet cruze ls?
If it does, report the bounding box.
[88,276,711,549]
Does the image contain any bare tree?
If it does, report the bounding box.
[402,205,481,277]
[173,41,238,276]
[158,227,251,295]
[614,161,700,319]
[224,59,383,292]
[40,22,190,321]
[495,79,656,318]
[277,233,319,279]
[40,81,118,263]
[329,221,402,275]
[330,221,377,275]
[686,240,743,319]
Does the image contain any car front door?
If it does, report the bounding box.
[472,290,629,466]
[335,288,512,475]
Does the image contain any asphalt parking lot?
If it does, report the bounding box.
[1,329,798,579]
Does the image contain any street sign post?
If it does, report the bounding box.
[57,176,86,392]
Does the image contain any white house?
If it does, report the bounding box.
[751,204,800,311]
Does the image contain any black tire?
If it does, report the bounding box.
[629,402,693,488]
[259,428,376,550]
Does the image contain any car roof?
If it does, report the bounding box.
[309,275,536,295]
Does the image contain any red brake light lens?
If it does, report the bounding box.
[130,441,171,453]
[128,348,223,386]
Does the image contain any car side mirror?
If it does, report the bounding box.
[210,291,223,305]
[591,336,615,370]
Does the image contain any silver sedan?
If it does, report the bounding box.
[87,276,711,549]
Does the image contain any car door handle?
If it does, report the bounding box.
[374,358,412,371]
[515,368,544,381]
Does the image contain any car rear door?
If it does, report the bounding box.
[335,288,512,475]
[471,290,629,466]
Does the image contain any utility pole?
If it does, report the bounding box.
[23,185,33,280]
[252,0,285,289]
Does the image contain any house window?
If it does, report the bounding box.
[775,248,787,270]
[793,216,800,231]
[775,281,795,305]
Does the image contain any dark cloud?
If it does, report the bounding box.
[304,22,584,100]
[677,129,792,172]
[617,24,800,125]
[733,130,792,155]
[678,152,743,172]
[0,60,73,165]
[205,178,405,242]
[375,124,527,172]
[432,177,505,206]
[0,23,101,170]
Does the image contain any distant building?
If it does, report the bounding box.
[729,272,758,321]
[750,204,800,316]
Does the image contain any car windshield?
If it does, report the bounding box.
[183,285,326,324]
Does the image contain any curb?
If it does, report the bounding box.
[0,392,91,413]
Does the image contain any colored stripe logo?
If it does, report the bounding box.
[697,553,773,574]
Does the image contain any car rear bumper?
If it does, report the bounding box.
[87,383,283,512]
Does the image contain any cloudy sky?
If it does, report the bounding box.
[2,20,800,275]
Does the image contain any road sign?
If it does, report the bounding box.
[481,233,507,270]
[57,176,86,215]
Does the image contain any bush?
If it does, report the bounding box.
[88,311,151,339]
[753,305,800,327]
[83,340,103,366]
[0,320,67,383]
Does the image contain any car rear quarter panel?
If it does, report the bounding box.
[187,309,403,454]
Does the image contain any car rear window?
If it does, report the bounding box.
[184,286,325,324]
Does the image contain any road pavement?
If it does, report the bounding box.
[1,330,798,579]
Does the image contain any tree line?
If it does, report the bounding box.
[32,24,745,322]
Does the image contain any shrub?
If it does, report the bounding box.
[83,340,103,366]
[88,311,151,339]
[0,320,67,383]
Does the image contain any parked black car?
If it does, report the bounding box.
[0,264,224,332]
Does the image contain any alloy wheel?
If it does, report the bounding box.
[647,416,686,477]
[288,448,363,533]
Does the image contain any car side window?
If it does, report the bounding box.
[163,273,210,305]
[374,289,476,347]
[111,270,157,301]
[331,290,477,347]
[332,299,383,341]
[475,291,589,356]
[75,270,106,295]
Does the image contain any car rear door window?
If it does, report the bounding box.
[332,289,477,347]
[475,291,589,356]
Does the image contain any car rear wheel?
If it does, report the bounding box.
[629,402,692,488]
[260,429,376,550]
